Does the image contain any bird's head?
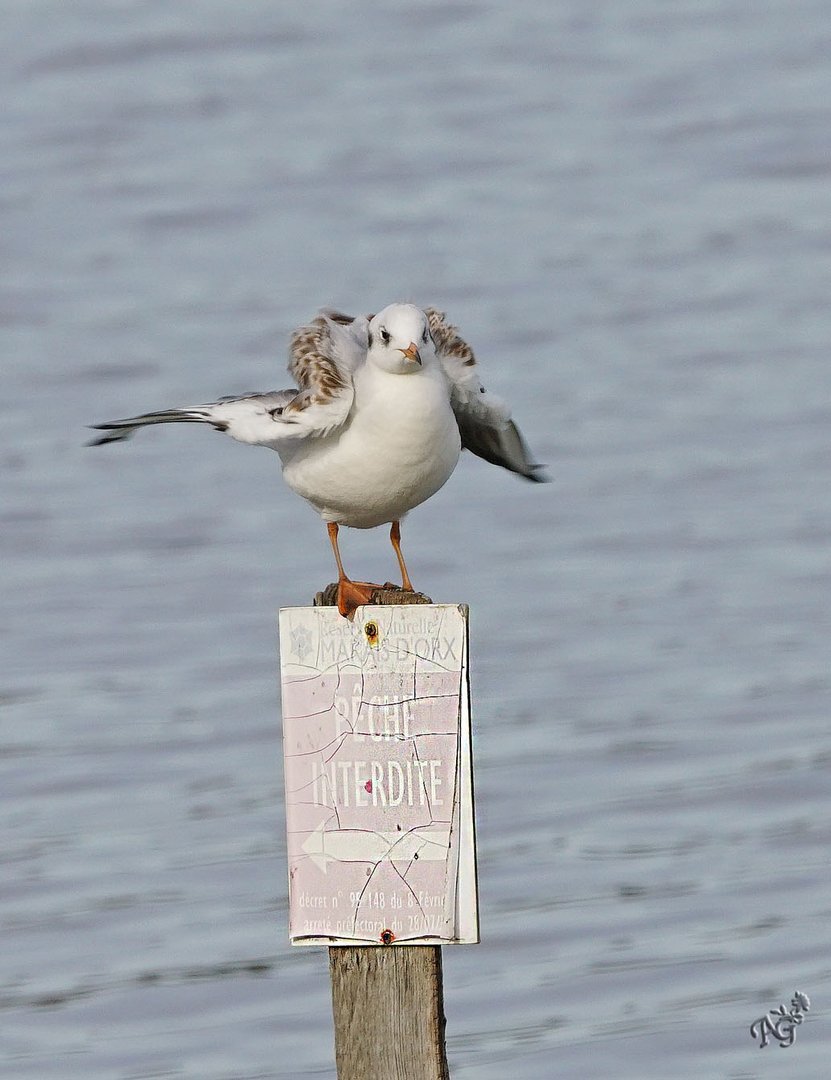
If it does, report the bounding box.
[366,304,434,375]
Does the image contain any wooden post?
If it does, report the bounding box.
[329,945,450,1080]
[315,585,451,1080]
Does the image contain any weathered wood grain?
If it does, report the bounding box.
[328,945,450,1080]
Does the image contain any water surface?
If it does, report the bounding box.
[3,1,831,1076]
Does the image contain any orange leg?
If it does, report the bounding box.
[389,520,414,592]
[326,522,347,583]
[327,522,378,619]
[327,522,347,581]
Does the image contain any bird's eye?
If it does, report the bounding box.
[422,329,429,344]
[379,327,391,344]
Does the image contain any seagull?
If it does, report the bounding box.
[90,303,547,616]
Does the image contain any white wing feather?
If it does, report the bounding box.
[89,306,546,481]
[88,312,367,448]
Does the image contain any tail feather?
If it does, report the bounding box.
[87,408,212,446]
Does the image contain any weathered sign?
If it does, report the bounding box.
[279,604,478,945]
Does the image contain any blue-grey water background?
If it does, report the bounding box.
[3,1,831,1076]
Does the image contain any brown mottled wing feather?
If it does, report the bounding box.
[425,307,476,367]
[289,316,350,399]
[278,312,366,435]
[425,307,548,482]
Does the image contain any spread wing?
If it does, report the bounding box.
[425,307,548,482]
[285,311,367,433]
[88,312,367,448]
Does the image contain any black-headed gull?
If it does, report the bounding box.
[90,303,546,615]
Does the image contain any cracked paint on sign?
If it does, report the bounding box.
[279,604,478,946]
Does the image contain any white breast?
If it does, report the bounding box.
[279,364,461,529]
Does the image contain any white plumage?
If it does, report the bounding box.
[90,302,546,614]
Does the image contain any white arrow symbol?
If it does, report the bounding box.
[301,822,451,874]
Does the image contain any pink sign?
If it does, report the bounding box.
[279,604,478,946]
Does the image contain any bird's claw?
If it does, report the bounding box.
[336,579,383,619]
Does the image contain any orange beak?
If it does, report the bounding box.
[399,342,422,365]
